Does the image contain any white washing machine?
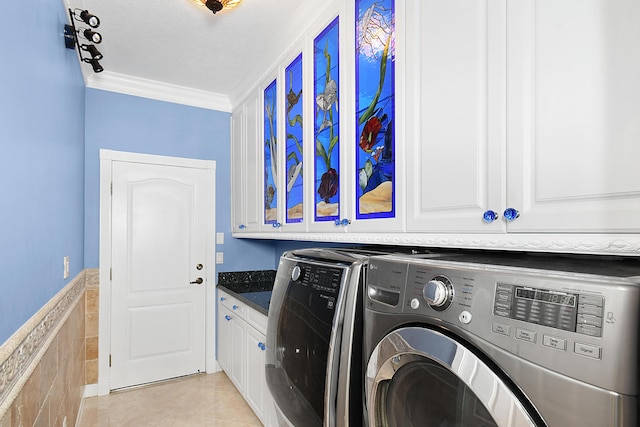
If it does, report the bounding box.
[363,252,639,426]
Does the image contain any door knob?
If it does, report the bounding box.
[196,263,203,270]
[190,277,203,285]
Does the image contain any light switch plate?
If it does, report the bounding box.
[216,252,224,264]
[216,232,224,245]
[63,256,70,279]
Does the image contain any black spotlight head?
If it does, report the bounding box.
[81,44,103,60]
[84,58,104,73]
[79,10,100,28]
[83,29,102,44]
[205,0,223,13]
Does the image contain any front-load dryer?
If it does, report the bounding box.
[363,252,639,427]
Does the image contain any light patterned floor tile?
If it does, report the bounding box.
[77,372,263,427]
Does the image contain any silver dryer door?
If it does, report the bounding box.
[366,327,543,427]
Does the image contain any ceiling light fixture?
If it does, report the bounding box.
[64,8,104,73]
[194,0,242,14]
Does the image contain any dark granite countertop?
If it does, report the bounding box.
[217,270,276,316]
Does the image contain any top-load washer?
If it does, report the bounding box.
[363,251,639,427]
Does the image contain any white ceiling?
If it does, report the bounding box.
[69,0,329,109]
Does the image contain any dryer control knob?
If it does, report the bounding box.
[423,276,454,311]
[291,265,303,282]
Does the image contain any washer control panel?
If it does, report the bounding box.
[493,283,604,337]
[365,253,640,395]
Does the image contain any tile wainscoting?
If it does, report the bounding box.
[0,269,99,427]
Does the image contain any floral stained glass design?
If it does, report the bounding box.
[285,53,304,223]
[314,17,340,222]
[264,79,278,224]
[356,0,395,219]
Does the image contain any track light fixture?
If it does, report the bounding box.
[64,8,104,73]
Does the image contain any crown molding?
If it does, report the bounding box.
[85,71,232,112]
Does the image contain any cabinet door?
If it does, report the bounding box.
[229,311,245,393]
[309,14,347,233]
[406,0,506,233]
[262,77,281,231]
[244,91,263,233]
[217,305,232,374]
[244,325,267,422]
[506,0,640,232]
[231,108,246,232]
[280,49,308,233]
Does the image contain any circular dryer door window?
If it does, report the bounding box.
[366,327,542,427]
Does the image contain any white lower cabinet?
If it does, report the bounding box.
[218,304,245,393]
[245,324,274,423]
[218,290,275,426]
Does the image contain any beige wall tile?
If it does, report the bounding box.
[40,338,59,396]
[0,408,9,427]
[86,289,99,314]
[86,359,98,384]
[22,362,42,419]
[86,336,99,361]
[32,396,50,427]
[11,389,39,427]
[48,371,66,424]
[86,313,99,338]
[1,272,87,427]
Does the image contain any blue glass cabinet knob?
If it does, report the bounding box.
[340,218,351,226]
[503,208,520,221]
[482,210,499,223]
[238,224,246,229]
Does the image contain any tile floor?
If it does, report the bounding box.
[77,372,262,426]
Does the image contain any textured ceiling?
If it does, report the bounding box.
[68,0,326,106]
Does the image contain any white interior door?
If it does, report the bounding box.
[110,159,210,390]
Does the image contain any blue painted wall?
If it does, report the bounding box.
[0,0,336,346]
[83,88,278,274]
[0,0,86,344]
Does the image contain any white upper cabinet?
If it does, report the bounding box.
[406,0,506,233]
[506,0,640,233]
[306,3,404,234]
[231,107,245,233]
[407,0,640,233]
[232,89,262,233]
[230,0,640,254]
[244,92,262,233]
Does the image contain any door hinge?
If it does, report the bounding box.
[110,268,112,281]
[110,182,113,195]
[109,354,112,367]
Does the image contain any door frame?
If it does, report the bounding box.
[98,149,219,396]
